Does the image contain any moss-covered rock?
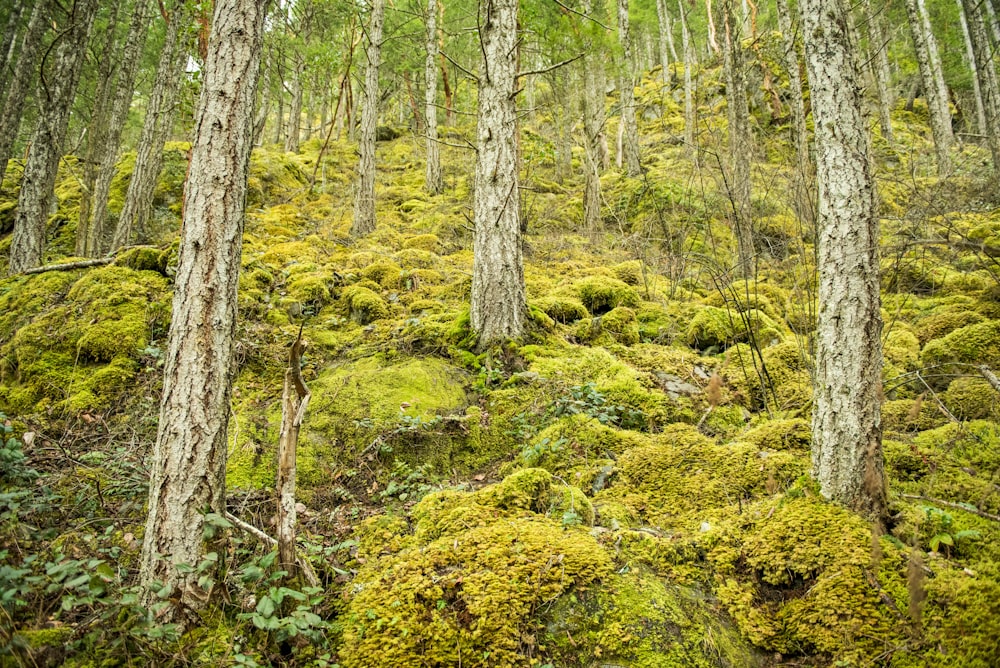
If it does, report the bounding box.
[943,376,999,420]
[341,284,389,323]
[738,418,811,451]
[574,275,640,314]
[685,306,783,351]
[533,295,589,324]
[921,319,1000,375]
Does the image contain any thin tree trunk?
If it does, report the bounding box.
[721,0,754,277]
[425,0,442,194]
[351,0,384,237]
[285,55,304,152]
[139,0,264,620]
[471,0,526,347]
[616,0,641,175]
[801,0,885,521]
[582,57,603,241]
[277,335,310,577]
[862,0,896,147]
[0,0,49,189]
[655,0,672,87]
[962,0,1000,171]
[984,0,1000,47]
[679,0,696,163]
[903,0,953,174]
[957,0,988,135]
[0,1,27,99]
[8,0,98,275]
[775,0,811,223]
[111,3,188,251]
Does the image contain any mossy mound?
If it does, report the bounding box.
[684,306,783,352]
[518,414,650,481]
[737,418,811,451]
[726,341,812,412]
[341,515,611,667]
[921,319,1000,376]
[574,275,640,314]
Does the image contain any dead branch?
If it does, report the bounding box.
[978,366,1000,394]
[277,326,311,578]
[224,511,320,587]
[22,257,115,274]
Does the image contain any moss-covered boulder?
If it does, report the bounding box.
[574,275,640,314]
[921,319,1000,375]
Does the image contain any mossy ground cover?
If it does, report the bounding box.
[2,64,1000,668]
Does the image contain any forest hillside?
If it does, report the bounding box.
[2,0,1000,666]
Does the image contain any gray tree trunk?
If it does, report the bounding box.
[862,0,896,147]
[984,0,1000,47]
[471,0,526,348]
[0,1,27,99]
[962,0,1000,170]
[82,0,151,256]
[0,0,49,189]
[139,0,264,620]
[425,0,442,194]
[8,0,98,274]
[721,0,754,277]
[285,56,304,152]
[679,0,696,161]
[351,0,384,237]
[801,0,886,520]
[655,0,672,87]
[903,0,953,174]
[616,0,641,176]
[111,4,187,251]
[957,0,988,135]
[775,0,812,224]
[582,58,604,241]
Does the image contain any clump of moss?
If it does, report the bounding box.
[611,259,645,286]
[915,307,985,345]
[685,306,782,351]
[340,515,611,668]
[727,341,812,411]
[921,319,1000,375]
[738,418,811,451]
[519,414,650,477]
[882,397,948,433]
[943,376,999,420]
[533,295,589,324]
[574,275,640,314]
[360,259,404,288]
[884,327,921,370]
[401,233,440,252]
[341,284,389,324]
[286,272,332,309]
[598,307,640,345]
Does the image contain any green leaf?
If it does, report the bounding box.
[256,595,276,618]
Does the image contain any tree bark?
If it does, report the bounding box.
[111,2,188,251]
[800,0,886,520]
[903,0,953,175]
[471,0,526,348]
[616,0,641,176]
[957,0,988,135]
[351,0,384,237]
[962,0,1000,171]
[0,0,49,189]
[775,0,812,224]
[720,0,754,277]
[139,0,264,621]
[582,57,604,242]
[679,0,696,161]
[861,0,895,147]
[655,0,672,87]
[8,0,98,275]
[285,56,304,152]
[0,1,27,99]
[425,0,443,194]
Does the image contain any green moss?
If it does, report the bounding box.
[598,306,640,345]
[360,259,404,288]
[533,295,589,324]
[727,341,812,411]
[921,319,1000,374]
[114,246,169,274]
[611,259,645,286]
[882,397,948,433]
[574,275,640,314]
[341,517,611,668]
[286,271,332,308]
[341,284,389,324]
[738,418,811,451]
[401,233,440,252]
[943,376,999,420]
[685,306,782,351]
[520,414,649,475]
[915,308,985,345]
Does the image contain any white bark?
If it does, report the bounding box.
[862,0,896,147]
[957,0,988,135]
[903,0,953,174]
[470,0,526,347]
[679,0,696,160]
[139,0,264,619]
[352,0,384,236]
[721,0,753,277]
[655,0,672,87]
[582,58,604,241]
[425,0,442,194]
[616,0,641,176]
[8,0,98,274]
[775,0,811,223]
[0,0,48,188]
[962,0,1000,170]
[800,0,886,520]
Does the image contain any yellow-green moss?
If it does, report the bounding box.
[943,376,999,420]
[341,284,389,324]
[685,306,783,351]
[533,295,589,324]
[921,319,1000,373]
[727,341,812,411]
[401,233,440,252]
[574,275,640,314]
[360,259,404,288]
[738,418,811,451]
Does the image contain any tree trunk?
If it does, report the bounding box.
[0,1,27,99]
[903,0,953,174]
[139,0,264,620]
[655,0,672,87]
[984,0,1000,46]
[800,0,886,520]
[285,55,304,152]
[775,0,812,224]
[962,0,1000,170]
[861,0,895,147]
[616,0,641,176]
[720,0,754,277]
[957,0,988,135]
[425,0,442,194]
[111,3,188,251]
[77,0,123,257]
[471,0,526,348]
[8,0,98,275]
[277,336,310,577]
[679,1,696,161]
[582,57,604,242]
[351,0,384,237]
[0,0,49,189]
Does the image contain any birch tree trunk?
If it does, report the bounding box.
[800,0,886,520]
[962,0,1000,170]
[0,0,49,189]
[957,0,988,135]
[139,0,264,620]
[351,0,384,237]
[775,0,811,224]
[679,0,696,161]
[583,58,604,241]
[111,3,188,251]
[8,0,98,275]
[0,1,27,99]
[616,0,641,176]
[425,0,442,194]
[720,0,754,277]
[285,56,304,152]
[470,0,526,348]
[655,0,672,87]
[903,0,953,175]
[862,0,896,147]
